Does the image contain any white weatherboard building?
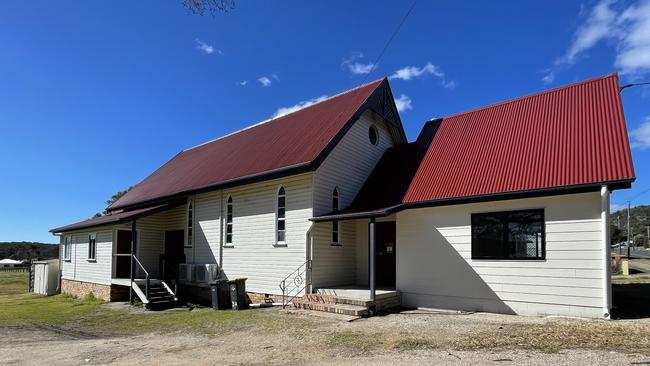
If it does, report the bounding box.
[52,74,635,318]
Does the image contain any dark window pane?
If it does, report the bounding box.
[226,234,232,244]
[277,220,285,231]
[277,231,285,242]
[278,207,285,218]
[278,196,285,208]
[278,187,285,195]
[472,209,544,260]
[226,225,232,235]
[227,205,232,215]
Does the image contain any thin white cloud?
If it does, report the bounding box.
[554,0,650,78]
[442,80,457,89]
[273,95,328,118]
[559,0,617,64]
[615,0,650,76]
[541,71,555,85]
[195,38,216,54]
[630,116,650,149]
[239,80,248,86]
[390,62,456,89]
[390,63,443,80]
[342,52,377,75]
[394,94,412,112]
[258,76,272,87]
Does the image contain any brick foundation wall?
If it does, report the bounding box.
[61,279,111,302]
[247,292,282,304]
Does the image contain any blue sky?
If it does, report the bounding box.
[0,1,649,243]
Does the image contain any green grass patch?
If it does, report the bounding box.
[326,330,382,353]
[0,272,318,338]
[0,272,29,295]
[393,337,437,351]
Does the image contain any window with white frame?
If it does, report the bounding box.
[332,188,340,245]
[276,186,286,244]
[186,200,194,248]
[64,236,72,261]
[225,196,233,245]
[88,233,97,260]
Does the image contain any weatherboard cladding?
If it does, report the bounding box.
[404,73,635,203]
[108,78,388,211]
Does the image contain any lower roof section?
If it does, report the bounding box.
[310,179,632,222]
[50,201,184,234]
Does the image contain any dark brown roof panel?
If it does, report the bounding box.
[109,79,389,211]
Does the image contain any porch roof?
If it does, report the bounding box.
[50,202,182,234]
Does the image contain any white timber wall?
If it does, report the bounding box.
[192,191,222,265]
[220,173,313,295]
[396,192,606,318]
[311,111,397,288]
[60,228,114,285]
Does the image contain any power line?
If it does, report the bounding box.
[620,81,650,92]
[361,1,417,84]
[628,186,650,201]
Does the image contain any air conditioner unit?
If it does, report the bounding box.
[194,264,220,282]
[178,264,194,282]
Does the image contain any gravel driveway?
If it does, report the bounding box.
[2,307,650,365]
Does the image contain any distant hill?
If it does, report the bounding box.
[0,242,59,261]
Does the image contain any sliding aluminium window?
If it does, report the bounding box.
[471,209,545,260]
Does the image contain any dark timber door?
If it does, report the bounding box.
[164,230,185,282]
[375,221,396,288]
[115,230,133,278]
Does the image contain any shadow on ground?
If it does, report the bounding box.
[611,283,650,319]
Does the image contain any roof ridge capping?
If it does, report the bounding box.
[443,73,619,119]
[183,77,387,152]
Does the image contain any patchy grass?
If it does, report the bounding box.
[0,272,29,295]
[326,330,384,353]
[393,337,437,351]
[449,321,650,354]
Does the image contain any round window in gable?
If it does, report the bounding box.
[368,125,378,146]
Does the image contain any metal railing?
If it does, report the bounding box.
[159,254,179,296]
[114,253,150,302]
[132,255,150,300]
[279,260,311,308]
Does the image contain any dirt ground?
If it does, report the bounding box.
[3,307,650,366]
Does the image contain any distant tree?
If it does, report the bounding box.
[106,187,133,209]
[92,187,134,217]
[611,224,625,245]
[181,0,235,15]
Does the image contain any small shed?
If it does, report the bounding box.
[32,259,59,296]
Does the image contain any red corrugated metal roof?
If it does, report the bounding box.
[108,78,387,211]
[50,204,173,233]
[403,73,635,204]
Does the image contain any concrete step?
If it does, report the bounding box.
[292,300,369,316]
[304,294,373,307]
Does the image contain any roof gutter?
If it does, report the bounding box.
[310,179,634,222]
[51,200,185,234]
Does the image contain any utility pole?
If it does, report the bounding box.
[627,201,631,258]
